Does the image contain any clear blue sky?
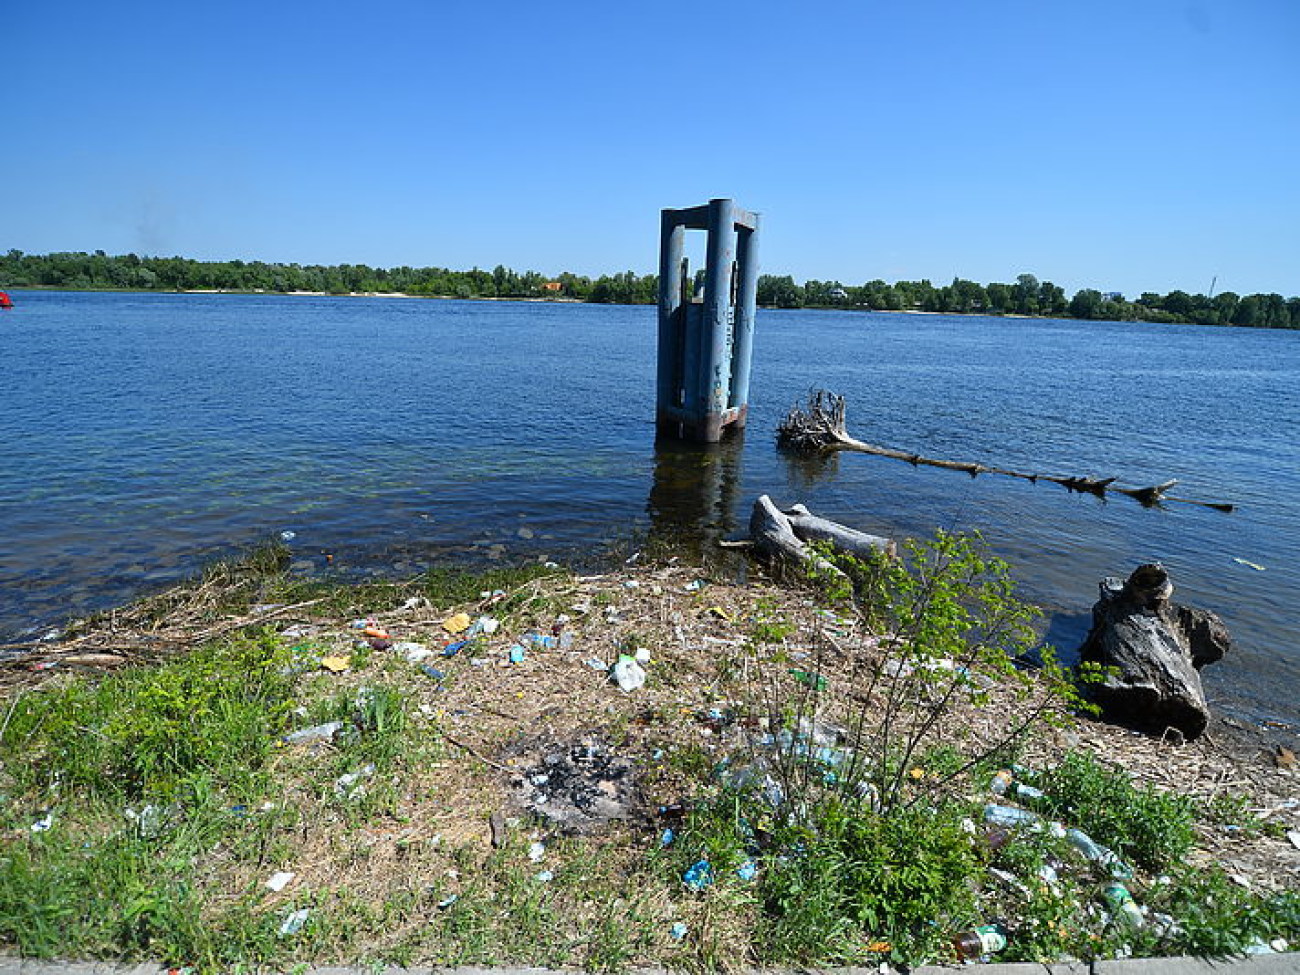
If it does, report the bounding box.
[4,0,1297,298]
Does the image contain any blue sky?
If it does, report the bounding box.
[4,0,1297,298]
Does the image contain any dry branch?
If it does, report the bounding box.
[777,390,1234,512]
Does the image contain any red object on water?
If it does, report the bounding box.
[0,291,12,308]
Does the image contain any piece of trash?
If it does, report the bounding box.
[1286,831,1300,850]
[334,763,375,799]
[1102,882,1144,929]
[362,626,390,640]
[437,894,458,910]
[528,841,546,862]
[30,813,54,832]
[1233,557,1266,572]
[952,923,1007,959]
[790,669,827,691]
[124,804,166,839]
[443,612,472,634]
[670,921,688,940]
[586,658,608,672]
[983,803,1040,828]
[420,665,447,681]
[612,656,647,692]
[736,859,758,881]
[558,631,574,650]
[1067,828,1133,879]
[349,618,377,630]
[524,632,557,650]
[509,645,526,664]
[623,579,641,589]
[466,616,500,636]
[634,646,652,665]
[284,721,344,745]
[661,828,675,847]
[29,661,58,672]
[534,869,554,883]
[439,640,466,658]
[278,908,309,936]
[683,860,714,890]
[684,580,705,592]
[394,641,431,662]
[705,606,733,622]
[401,596,423,610]
[279,530,296,541]
[320,656,351,673]
[266,870,296,892]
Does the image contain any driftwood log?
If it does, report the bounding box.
[1078,564,1231,740]
[749,495,895,576]
[777,390,1234,512]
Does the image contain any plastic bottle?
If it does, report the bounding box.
[989,770,1013,795]
[1102,883,1144,929]
[1066,828,1134,879]
[984,803,1040,828]
[952,923,1007,959]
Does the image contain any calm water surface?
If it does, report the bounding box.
[2,291,1297,725]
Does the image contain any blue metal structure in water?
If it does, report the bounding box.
[656,199,760,442]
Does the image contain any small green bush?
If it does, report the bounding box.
[1036,751,1195,872]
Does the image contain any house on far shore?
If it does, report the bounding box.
[1103,291,1124,302]
[542,281,563,295]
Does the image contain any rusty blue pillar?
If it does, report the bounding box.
[656,198,760,442]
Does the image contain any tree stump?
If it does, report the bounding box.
[1078,564,1231,740]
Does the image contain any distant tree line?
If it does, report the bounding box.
[758,272,1300,329]
[2,250,1296,329]
[0,250,656,304]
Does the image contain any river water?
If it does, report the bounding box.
[2,291,1297,725]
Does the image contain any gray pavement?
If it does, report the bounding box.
[4,956,1300,974]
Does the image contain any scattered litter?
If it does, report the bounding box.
[279,531,296,541]
[661,828,675,847]
[320,656,351,673]
[30,813,53,832]
[612,656,647,692]
[443,612,472,634]
[1287,831,1300,850]
[284,721,344,745]
[736,859,758,881]
[251,603,283,614]
[420,665,447,681]
[278,908,309,936]
[528,841,546,862]
[334,764,376,799]
[684,580,705,592]
[524,632,557,650]
[437,894,458,910]
[586,658,608,672]
[394,641,432,662]
[983,803,1040,828]
[1102,882,1144,929]
[705,606,733,622]
[670,921,688,940]
[441,640,467,658]
[401,596,423,610]
[1233,557,1267,572]
[509,645,526,664]
[362,626,390,640]
[124,803,166,839]
[790,669,827,691]
[534,870,554,883]
[683,860,714,890]
[349,618,377,630]
[465,616,500,638]
[266,870,295,892]
[952,923,1007,959]
[1067,828,1133,879]
[29,661,58,672]
[634,646,652,665]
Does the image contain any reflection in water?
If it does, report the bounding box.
[778,448,841,497]
[646,435,746,561]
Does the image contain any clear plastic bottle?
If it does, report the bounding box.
[1067,828,1134,879]
[984,803,1039,827]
